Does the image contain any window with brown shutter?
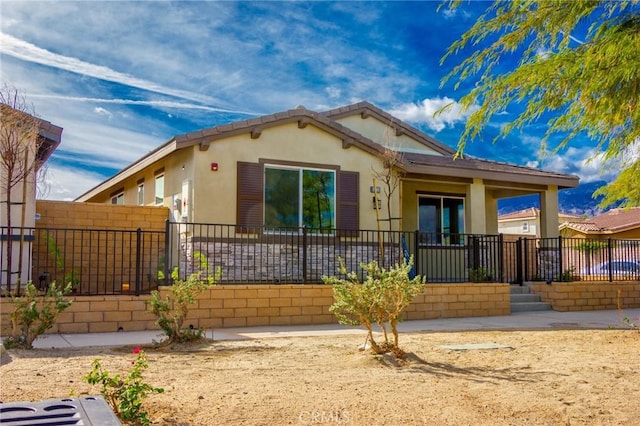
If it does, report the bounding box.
[237,161,263,230]
[237,162,359,235]
[337,170,359,234]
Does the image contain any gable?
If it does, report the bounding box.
[333,114,444,156]
[322,101,455,156]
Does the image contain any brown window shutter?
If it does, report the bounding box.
[337,170,358,235]
[237,161,263,231]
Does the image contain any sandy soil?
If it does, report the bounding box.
[1,329,639,425]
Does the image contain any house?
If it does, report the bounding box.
[560,207,640,239]
[498,207,585,237]
[76,101,579,241]
[0,104,63,288]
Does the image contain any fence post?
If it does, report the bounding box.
[302,226,308,284]
[135,228,142,296]
[413,231,420,277]
[516,237,523,285]
[523,237,529,281]
[163,220,170,286]
[497,234,504,283]
[558,236,563,281]
[608,237,613,282]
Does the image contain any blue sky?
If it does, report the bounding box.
[0,1,614,211]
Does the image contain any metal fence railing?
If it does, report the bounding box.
[2,222,639,295]
[515,236,640,283]
[167,223,508,284]
[1,226,165,295]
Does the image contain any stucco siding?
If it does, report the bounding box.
[334,115,443,155]
[190,122,392,229]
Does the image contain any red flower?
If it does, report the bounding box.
[133,347,141,354]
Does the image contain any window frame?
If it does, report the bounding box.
[417,194,465,245]
[263,163,336,234]
[111,192,124,205]
[137,183,145,206]
[154,174,164,206]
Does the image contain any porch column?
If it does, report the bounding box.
[539,185,559,238]
[467,178,486,234]
[485,195,498,235]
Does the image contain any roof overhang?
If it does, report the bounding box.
[74,140,177,201]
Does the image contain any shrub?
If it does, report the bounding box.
[149,269,220,344]
[468,267,492,282]
[323,257,425,357]
[3,281,72,349]
[84,347,164,426]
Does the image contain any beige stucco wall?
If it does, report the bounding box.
[1,157,37,287]
[333,115,443,155]
[498,219,539,236]
[401,179,469,232]
[190,122,396,230]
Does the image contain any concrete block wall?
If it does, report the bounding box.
[35,200,170,230]
[0,283,511,335]
[31,201,170,293]
[530,281,640,311]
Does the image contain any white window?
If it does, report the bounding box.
[137,184,144,206]
[264,165,335,232]
[154,174,164,205]
[418,195,465,245]
[522,221,529,233]
[111,192,124,205]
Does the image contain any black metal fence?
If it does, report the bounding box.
[1,225,165,295]
[168,223,507,284]
[510,236,640,283]
[2,222,639,295]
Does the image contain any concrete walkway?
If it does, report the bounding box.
[26,307,640,349]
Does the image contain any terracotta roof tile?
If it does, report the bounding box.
[562,207,640,233]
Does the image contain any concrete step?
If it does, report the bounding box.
[510,293,543,303]
[510,285,530,294]
[510,302,553,312]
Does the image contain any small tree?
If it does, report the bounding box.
[371,124,405,266]
[0,85,42,292]
[149,269,220,344]
[3,281,73,349]
[323,258,425,357]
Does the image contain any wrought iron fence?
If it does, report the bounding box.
[1,226,165,295]
[2,222,638,296]
[166,222,507,284]
[515,236,640,283]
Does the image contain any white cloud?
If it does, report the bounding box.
[0,32,225,106]
[390,97,479,132]
[39,165,105,201]
[539,147,618,183]
[94,107,112,119]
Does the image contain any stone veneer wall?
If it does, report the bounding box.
[0,283,510,335]
[529,281,640,311]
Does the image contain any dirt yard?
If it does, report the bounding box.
[1,329,638,425]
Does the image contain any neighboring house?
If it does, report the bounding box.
[560,207,640,239]
[498,207,585,237]
[76,101,579,239]
[0,105,62,288]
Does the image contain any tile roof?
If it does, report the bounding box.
[499,208,585,221]
[562,207,640,233]
[399,152,579,188]
[75,101,580,200]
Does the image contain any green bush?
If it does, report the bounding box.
[85,347,164,426]
[323,257,425,357]
[149,269,220,344]
[468,267,492,283]
[3,281,73,349]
